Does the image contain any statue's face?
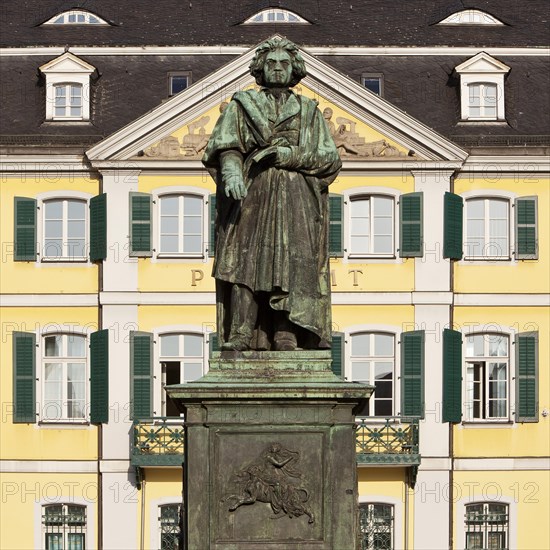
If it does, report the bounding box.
[263,50,293,87]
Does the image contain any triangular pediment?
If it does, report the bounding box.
[87,37,467,164]
[455,52,510,74]
[39,52,96,74]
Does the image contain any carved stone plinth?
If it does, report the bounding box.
[166,351,372,550]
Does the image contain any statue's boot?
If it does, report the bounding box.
[273,313,298,351]
[222,284,257,351]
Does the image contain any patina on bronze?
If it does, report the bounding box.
[203,38,342,352]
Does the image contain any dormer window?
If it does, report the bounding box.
[39,53,96,121]
[243,9,308,24]
[438,10,504,25]
[455,53,510,122]
[43,10,109,25]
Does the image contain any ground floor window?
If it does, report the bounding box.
[465,502,508,549]
[159,503,183,549]
[359,503,394,550]
[43,504,86,549]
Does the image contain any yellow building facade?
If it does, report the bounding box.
[1,43,548,550]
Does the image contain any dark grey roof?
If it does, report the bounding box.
[2,0,549,47]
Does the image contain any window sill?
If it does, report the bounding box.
[40,257,89,263]
[462,256,512,262]
[348,254,396,260]
[39,420,91,428]
[156,253,205,260]
[460,420,514,429]
[457,120,508,126]
[42,120,91,125]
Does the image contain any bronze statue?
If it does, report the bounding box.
[202,38,341,351]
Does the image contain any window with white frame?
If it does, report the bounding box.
[455,53,509,122]
[160,333,205,416]
[42,504,86,549]
[159,195,204,256]
[43,10,108,25]
[168,73,191,96]
[39,53,95,122]
[465,334,509,421]
[362,75,384,96]
[359,503,394,550]
[53,84,83,119]
[349,196,394,256]
[42,334,87,421]
[350,333,395,417]
[439,10,504,25]
[465,502,508,550]
[467,83,498,120]
[465,198,509,259]
[159,503,183,549]
[243,9,308,23]
[43,199,87,260]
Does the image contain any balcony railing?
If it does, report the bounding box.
[131,417,185,467]
[131,416,420,467]
[355,417,420,465]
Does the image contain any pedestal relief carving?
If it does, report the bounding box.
[225,443,314,524]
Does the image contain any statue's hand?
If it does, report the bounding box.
[224,173,247,200]
[273,146,293,168]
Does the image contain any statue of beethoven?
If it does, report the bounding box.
[202,38,342,351]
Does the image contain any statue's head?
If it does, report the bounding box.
[249,38,307,88]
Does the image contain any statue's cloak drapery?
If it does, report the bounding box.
[202,89,341,347]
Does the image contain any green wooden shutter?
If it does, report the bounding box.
[442,329,462,422]
[399,192,423,257]
[515,197,538,259]
[208,193,216,258]
[12,331,36,423]
[400,330,425,418]
[14,197,37,261]
[443,192,463,260]
[209,332,219,356]
[515,332,538,422]
[130,331,153,419]
[331,333,344,378]
[89,193,107,261]
[329,194,344,257]
[90,329,109,424]
[129,192,153,257]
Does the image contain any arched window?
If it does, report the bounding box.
[465,198,509,259]
[43,198,87,260]
[159,504,183,549]
[159,194,204,256]
[350,333,395,416]
[349,196,394,257]
[43,503,87,549]
[43,10,108,25]
[359,503,394,550]
[42,334,87,421]
[160,333,205,416]
[439,10,504,25]
[465,502,508,549]
[465,334,509,420]
[243,9,308,24]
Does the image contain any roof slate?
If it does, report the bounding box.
[2,0,549,47]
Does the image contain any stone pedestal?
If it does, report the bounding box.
[167,351,372,550]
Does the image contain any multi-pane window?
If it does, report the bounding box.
[359,503,394,550]
[465,198,509,259]
[465,503,508,550]
[350,197,394,256]
[467,83,498,120]
[159,195,203,256]
[43,199,87,260]
[159,504,183,549]
[160,333,204,416]
[43,504,86,549]
[54,84,83,119]
[440,10,503,25]
[47,10,106,24]
[465,334,509,421]
[244,9,307,23]
[351,333,394,416]
[43,334,87,421]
